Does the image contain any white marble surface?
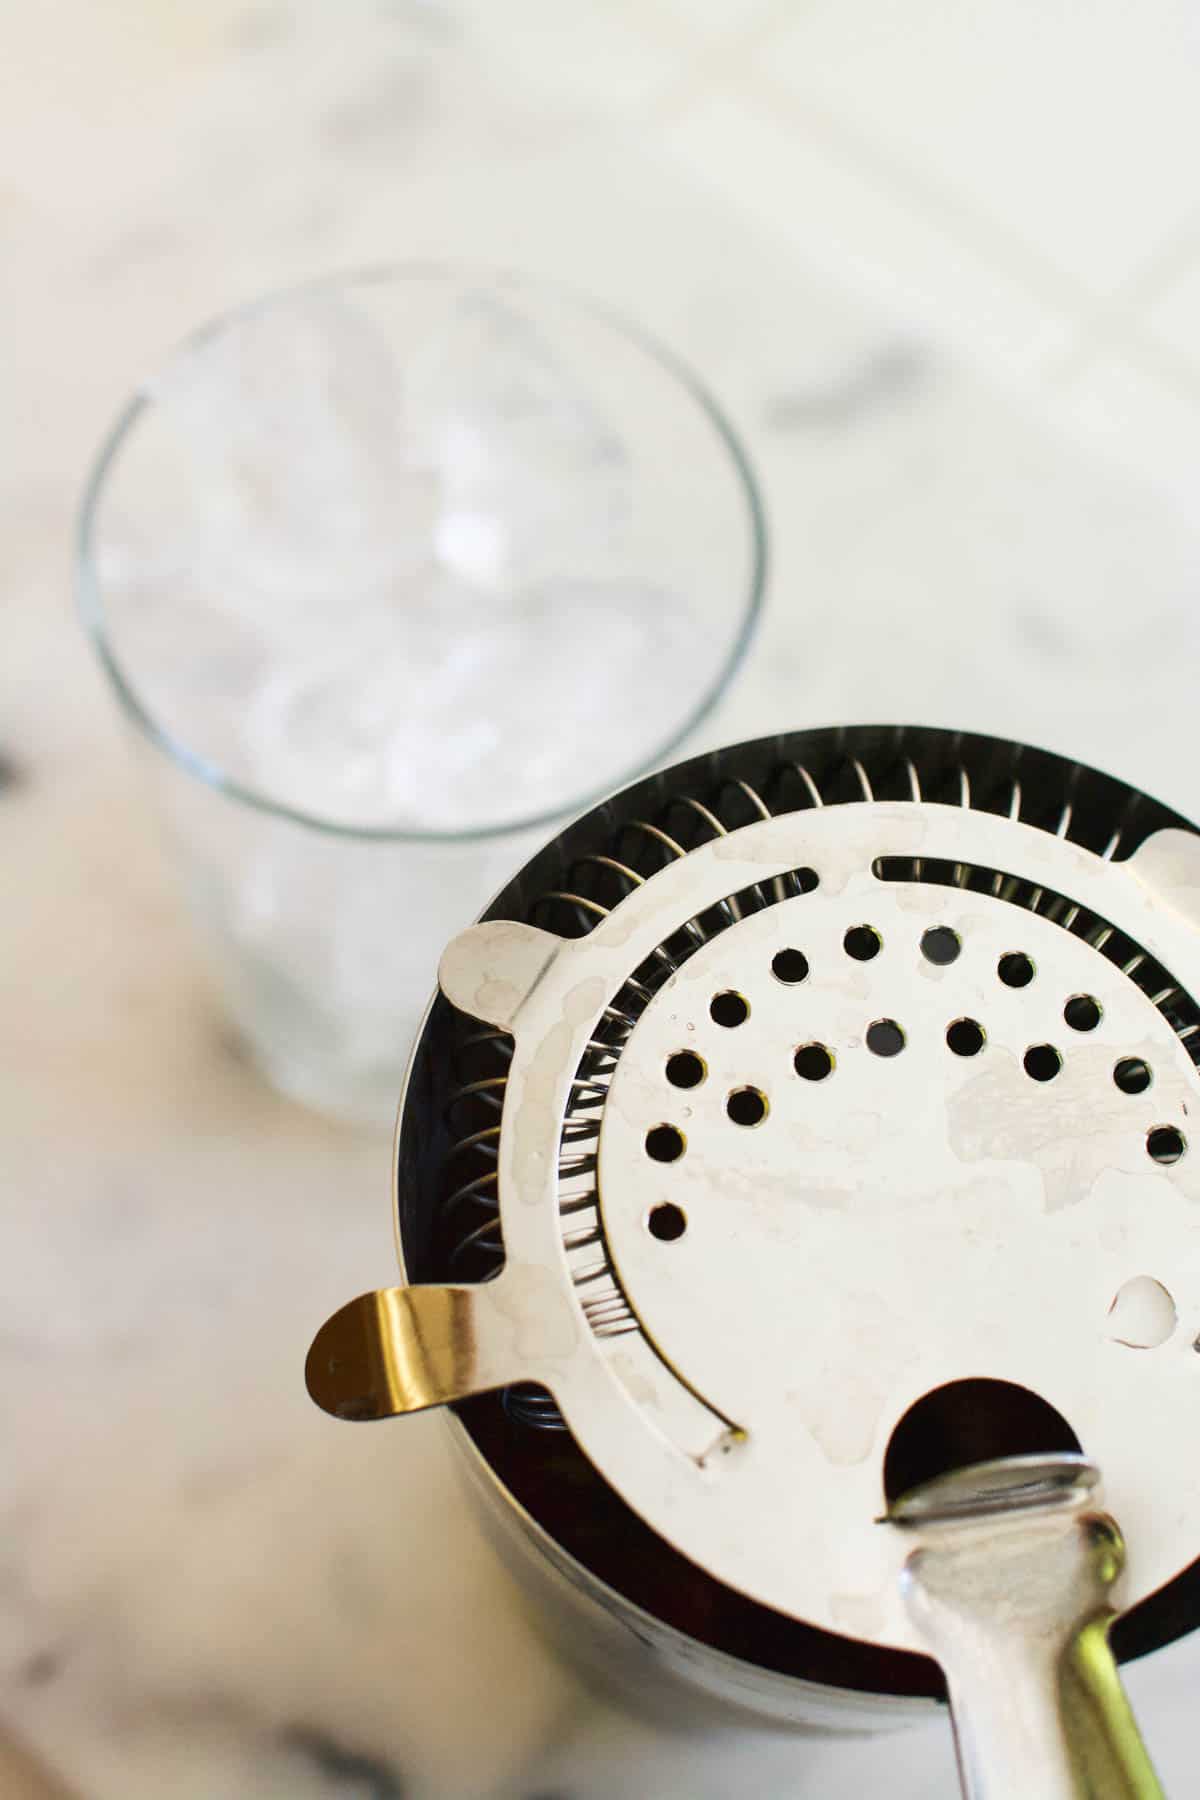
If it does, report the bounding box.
[7,3,1200,1794]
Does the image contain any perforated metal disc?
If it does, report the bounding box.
[434,800,1200,1653]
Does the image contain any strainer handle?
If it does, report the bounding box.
[306,1281,551,1420]
[892,1457,1164,1799]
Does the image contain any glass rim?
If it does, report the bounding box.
[75,262,768,846]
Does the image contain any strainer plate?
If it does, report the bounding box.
[431,802,1200,1651]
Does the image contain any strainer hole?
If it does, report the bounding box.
[666,1051,706,1089]
[794,1043,834,1081]
[921,926,961,966]
[1114,1057,1152,1095]
[647,1202,687,1242]
[726,1086,768,1127]
[946,1017,986,1057]
[1107,1275,1177,1349]
[844,924,882,962]
[1064,994,1103,1032]
[999,952,1035,988]
[710,990,749,1028]
[866,1019,905,1057]
[1148,1125,1186,1166]
[1024,1043,1062,1082]
[882,1379,1082,1507]
[645,1124,685,1163]
[771,948,810,985]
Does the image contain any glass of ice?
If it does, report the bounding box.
[77,270,766,1127]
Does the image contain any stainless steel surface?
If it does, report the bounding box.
[306,1279,573,1420]
[309,725,1200,1777]
[452,1410,935,1736]
[312,797,1200,1654]
[891,1455,1164,1799]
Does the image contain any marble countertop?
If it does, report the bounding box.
[7,3,1200,1794]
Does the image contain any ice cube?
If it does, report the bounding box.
[242,570,703,831]
[404,293,630,592]
[112,284,701,831]
[147,291,440,633]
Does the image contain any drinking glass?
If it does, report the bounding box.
[77,269,766,1126]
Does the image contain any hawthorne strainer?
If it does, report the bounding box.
[308,725,1200,1796]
